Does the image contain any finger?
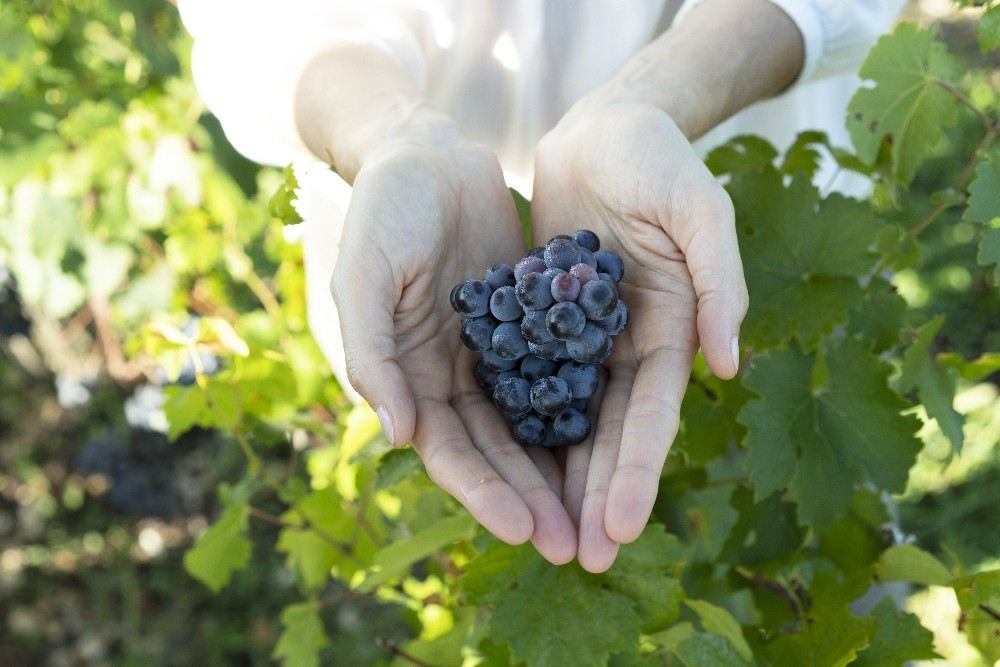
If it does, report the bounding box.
[576,366,635,573]
[330,249,416,446]
[525,447,565,499]
[412,397,534,545]
[605,346,692,544]
[454,391,577,565]
[675,190,748,380]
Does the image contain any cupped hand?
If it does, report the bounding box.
[532,100,749,572]
[331,128,576,563]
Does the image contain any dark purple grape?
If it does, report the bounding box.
[489,285,524,321]
[542,267,566,281]
[594,250,625,282]
[527,339,565,360]
[572,229,600,253]
[557,361,599,399]
[482,348,520,371]
[526,247,546,260]
[569,263,598,286]
[516,272,554,310]
[578,280,618,320]
[566,322,610,363]
[544,238,582,271]
[521,309,554,345]
[579,248,598,268]
[520,355,558,384]
[492,321,530,360]
[512,415,546,446]
[484,263,516,289]
[570,398,589,411]
[550,273,581,303]
[598,272,613,282]
[552,408,591,446]
[493,376,531,418]
[451,280,492,317]
[554,342,573,361]
[460,315,499,351]
[474,358,499,391]
[546,302,586,340]
[595,301,628,335]
[530,376,572,417]
[514,256,547,281]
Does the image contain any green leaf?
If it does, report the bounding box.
[964,157,1000,281]
[604,525,686,631]
[705,135,778,175]
[937,351,1000,382]
[684,600,753,662]
[163,380,240,440]
[273,601,329,667]
[276,529,337,591]
[672,632,752,667]
[852,598,937,666]
[374,447,423,490]
[848,278,907,352]
[489,559,642,667]
[740,340,921,528]
[355,513,477,592]
[847,23,960,184]
[899,316,964,450]
[876,543,951,585]
[979,5,1000,53]
[510,187,533,246]
[761,606,872,667]
[781,131,829,178]
[952,568,1000,663]
[676,384,738,464]
[183,502,252,592]
[728,168,881,351]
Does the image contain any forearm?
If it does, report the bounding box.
[294,44,458,182]
[600,0,804,139]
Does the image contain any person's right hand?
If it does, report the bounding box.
[330,117,577,564]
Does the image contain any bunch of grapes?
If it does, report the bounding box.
[450,230,628,447]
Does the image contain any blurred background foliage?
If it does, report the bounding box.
[0,0,998,665]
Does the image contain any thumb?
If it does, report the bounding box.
[678,193,749,380]
[330,253,417,446]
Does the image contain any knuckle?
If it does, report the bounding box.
[343,356,366,391]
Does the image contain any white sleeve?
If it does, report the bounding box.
[676,0,907,85]
[178,0,427,166]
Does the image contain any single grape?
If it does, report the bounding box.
[482,348,520,371]
[542,267,566,281]
[569,263,598,285]
[530,376,573,416]
[520,355,558,384]
[595,301,628,335]
[521,308,555,344]
[492,321,530,360]
[526,247,546,260]
[566,322,611,363]
[579,248,598,268]
[544,237,582,271]
[572,229,600,253]
[489,285,524,321]
[550,272,581,303]
[527,339,565,360]
[450,280,492,317]
[551,408,591,446]
[474,358,499,391]
[515,272,554,310]
[557,361,599,399]
[554,342,573,361]
[546,301,586,340]
[578,279,618,320]
[594,249,625,282]
[512,415,546,447]
[484,263,515,289]
[514,256,547,281]
[493,376,532,418]
[460,315,499,351]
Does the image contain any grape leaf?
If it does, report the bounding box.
[676,384,735,464]
[672,633,751,667]
[761,606,872,667]
[276,529,337,591]
[937,351,1000,382]
[980,5,1000,53]
[705,135,778,175]
[848,278,907,352]
[876,543,951,585]
[740,340,921,528]
[374,447,423,490]
[603,525,686,631]
[183,502,252,592]
[163,379,239,440]
[899,316,964,450]
[780,131,829,178]
[847,23,960,184]
[728,168,880,351]
[952,569,1000,663]
[964,157,1000,281]
[684,600,752,662]
[852,598,937,666]
[273,601,329,667]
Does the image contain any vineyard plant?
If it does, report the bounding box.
[1,1,1000,665]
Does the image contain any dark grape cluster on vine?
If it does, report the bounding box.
[451,230,628,447]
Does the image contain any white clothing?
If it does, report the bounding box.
[178,0,904,395]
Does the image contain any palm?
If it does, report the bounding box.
[335,146,577,563]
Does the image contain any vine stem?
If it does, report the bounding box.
[935,80,995,130]
[376,639,436,667]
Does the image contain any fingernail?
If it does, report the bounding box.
[375,406,396,446]
[731,336,740,373]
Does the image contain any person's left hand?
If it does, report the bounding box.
[531,98,749,572]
